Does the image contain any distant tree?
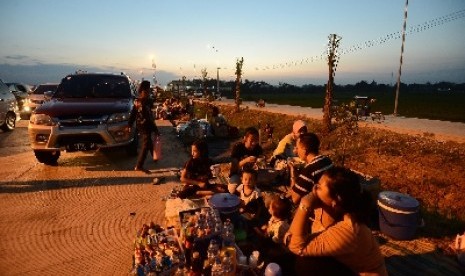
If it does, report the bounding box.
[323,34,341,133]
[201,68,208,96]
[235,57,244,112]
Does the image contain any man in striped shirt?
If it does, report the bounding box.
[289,133,335,232]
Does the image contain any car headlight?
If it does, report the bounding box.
[107,112,129,124]
[30,114,56,126]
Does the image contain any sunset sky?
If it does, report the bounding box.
[1,0,464,86]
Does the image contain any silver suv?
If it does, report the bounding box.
[0,79,19,131]
[28,73,138,165]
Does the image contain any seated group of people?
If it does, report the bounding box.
[154,97,191,120]
[176,120,388,276]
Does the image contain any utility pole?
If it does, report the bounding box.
[217,67,220,97]
[394,0,409,116]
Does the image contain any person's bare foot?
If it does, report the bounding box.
[134,167,151,174]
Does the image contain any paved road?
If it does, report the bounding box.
[0,120,189,275]
[216,99,465,143]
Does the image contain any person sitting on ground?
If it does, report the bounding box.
[288,132,335,233]
[229,126,263,185]
[179,139,226,198]
[208,106,228,137]
[254,194,294,275]
[264,123,274,142]
[235,168,263,219]
[257,194,292,245]
[289,132,333,205]
[234,168,268,238]
[285,166,388,276]
[270,120,308,165]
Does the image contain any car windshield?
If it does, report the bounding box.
[54,75,131,99]
[33,84,58,94]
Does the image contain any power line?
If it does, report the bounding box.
[251,9,465,71]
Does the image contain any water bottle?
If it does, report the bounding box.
[221,251,235,276]
[222,229,235,247]
[222,219,235,247]
[223,218,234,233]
[248,250,260,269]
[211,257,224,276]
[189,251,202,276]
[173,265,185,276]
[207,239,220,265]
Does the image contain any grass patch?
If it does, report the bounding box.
[195,102,465,244]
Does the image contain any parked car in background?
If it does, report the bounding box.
[193,89,204,98]
[24,83,59,117]
[6,82,33,119]
[28,72,138,165]
[0,79,19,131]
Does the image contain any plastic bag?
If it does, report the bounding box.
[153,135,162,161]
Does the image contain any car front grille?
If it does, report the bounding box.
[58,116,104,128]
[56,134,105,146]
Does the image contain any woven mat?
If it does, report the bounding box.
[377,235,464,276]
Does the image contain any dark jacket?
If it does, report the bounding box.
[128,99,159,134]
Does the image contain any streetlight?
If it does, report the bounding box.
[216,67,220,97]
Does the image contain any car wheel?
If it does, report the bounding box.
[0,111,16,131]
[34,150,60,165]
[125,135,138,156]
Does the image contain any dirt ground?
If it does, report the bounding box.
[0,120,191,275]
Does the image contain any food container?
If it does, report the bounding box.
[377,191,420,240]
[208,193,241,214]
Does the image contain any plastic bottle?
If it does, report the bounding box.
[189,251,202,276]
[210,257,224,276]
[174,265,186,276]
[221,251,235,276]
[248,250,260,269]
[207,239,220,265]
[222,229,235,247]
[222,219,235,247]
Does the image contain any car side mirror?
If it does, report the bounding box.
[44,91,54,101]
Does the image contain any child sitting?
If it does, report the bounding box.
[179,139,226,198]
[260,195,291,245]
[236,169,261,217]
[253,194,295,275]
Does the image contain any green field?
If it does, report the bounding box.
[237,90,465,123]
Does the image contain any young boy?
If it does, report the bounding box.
[236,169,261,216]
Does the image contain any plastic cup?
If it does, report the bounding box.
[238,255,247,265]
[210,164,221,177]
[228,183,237,194]
[264,262,282,276]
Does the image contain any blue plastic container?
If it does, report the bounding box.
[377,191,420,240]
